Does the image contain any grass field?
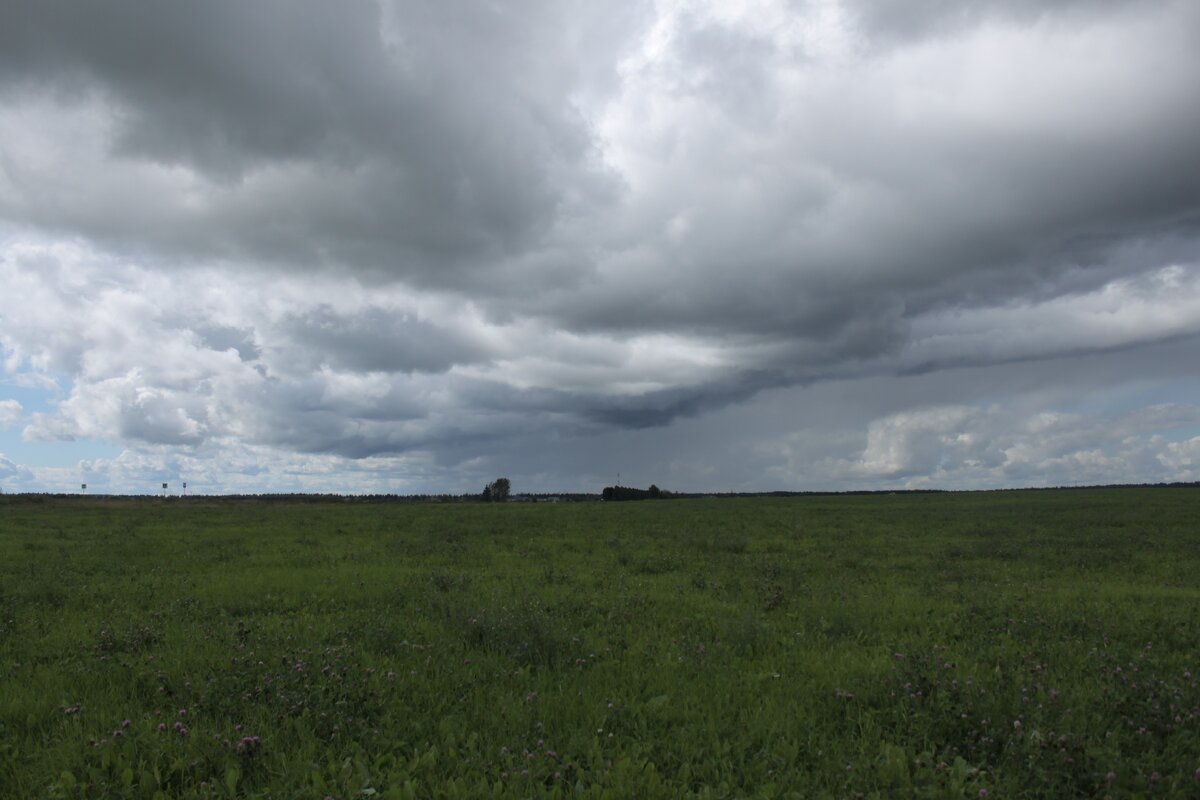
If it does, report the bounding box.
[1,489,1198,798]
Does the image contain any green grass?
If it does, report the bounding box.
[1,489,1198,798]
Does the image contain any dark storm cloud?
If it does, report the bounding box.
[0,0,623,284]
[839,0,1144,47]
[281,305,490,374]
[194,324,260,363]
[581,369,787,429]
[546,2,1200,341]
[4,0,1198,341]
[0,1,389,172]
[248,373,546,460]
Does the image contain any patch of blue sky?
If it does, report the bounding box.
[0,374,122,467]
[0,432,121,468]
[1056,378,1200,419]
[0,379,59,415]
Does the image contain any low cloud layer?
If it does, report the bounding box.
[2,0,1199,493]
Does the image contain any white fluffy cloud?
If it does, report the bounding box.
[0,399,20,428]
[850,403,1200,487]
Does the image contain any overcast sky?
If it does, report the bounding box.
[2,0,1199,495]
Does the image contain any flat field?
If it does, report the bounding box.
[1,489,1198,798]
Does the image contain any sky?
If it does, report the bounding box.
[1,0,1200,495]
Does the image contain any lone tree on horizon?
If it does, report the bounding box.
[484,477,511,502]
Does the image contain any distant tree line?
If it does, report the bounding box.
[601,484,665,501]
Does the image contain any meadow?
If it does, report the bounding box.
[1,489,1198,798]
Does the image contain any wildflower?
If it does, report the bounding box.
[1013,720,1021,730]
[979,791,989,799]
[121,719,131,728]
[1107,772,1116,782]
[178,708,188,717]
[112,730,123,739]
[158,723,166,732]
[235,735,262,754]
